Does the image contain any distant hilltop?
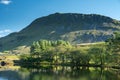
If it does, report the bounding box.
[0,13,120,51]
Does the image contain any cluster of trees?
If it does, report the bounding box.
[20,32,120,67]
[20,40,106,66]
[105,32,120,66]
[20,40,72,65]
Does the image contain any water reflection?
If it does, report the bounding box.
[0,66,120,80]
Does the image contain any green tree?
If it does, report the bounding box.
[105,31,120,66]
[88,45,106,66]
[106,32,120,54]
[30,40,72,64]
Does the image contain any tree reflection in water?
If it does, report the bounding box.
[0,66,120,80]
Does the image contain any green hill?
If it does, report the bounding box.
[0,13,120,51]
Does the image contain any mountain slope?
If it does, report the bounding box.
[0,13,120,51]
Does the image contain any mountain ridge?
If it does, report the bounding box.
[0,13,120,51]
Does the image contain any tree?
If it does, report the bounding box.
[106,32,120,54]
[30,40,72,64]
[105,31,120,66]
[88,45,106,66]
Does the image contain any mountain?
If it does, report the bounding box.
[0,13,120,51]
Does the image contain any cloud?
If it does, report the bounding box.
[0,29,12,33]
[0,0,12,5]
[0,29,12,37]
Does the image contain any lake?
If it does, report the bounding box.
[0,66,120,80]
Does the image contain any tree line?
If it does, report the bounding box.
[20,32,120,68]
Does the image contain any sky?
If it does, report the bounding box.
[0,0,120,37]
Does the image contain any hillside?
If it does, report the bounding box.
[0,13,120,51]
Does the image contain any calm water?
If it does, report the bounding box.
[0,66,120,80]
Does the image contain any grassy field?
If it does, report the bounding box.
[0,54,20,65]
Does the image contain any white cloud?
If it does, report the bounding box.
[0,29,12,33]
[0,34,3,37]
[0,0,12,5]
[4,29,12,33]
[0,29,12,37]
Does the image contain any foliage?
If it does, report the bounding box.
[106,32,120,53]
[27,40,72,64]
[20,40,106,66]
[88,45,106,65]
[19,33,120,67]
[105,31,120,66]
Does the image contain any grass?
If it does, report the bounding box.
[0,54,20,64]
[75,41,105,52]
[4,55,19,60]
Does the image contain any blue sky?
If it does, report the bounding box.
[0,0,120,37]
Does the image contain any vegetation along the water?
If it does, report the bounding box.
[13,31,120,69]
